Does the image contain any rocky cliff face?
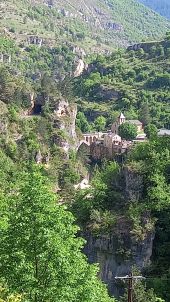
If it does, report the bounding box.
[74,59,88,78]
[84,230,154,296]
[20,95,78,159]
[53,98,77,153]
[0,101,8,135]
[128,40,170,52]
[84,166,154,297]
[123,166,144,202]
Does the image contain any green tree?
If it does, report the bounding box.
[144,124,158,140]
[0,284,22,302]
[139,103,151,126]
[165,31,170,41]
[118,122,137,140]
[76,112,90,133]
[0,168,114,302]
[94,116,106,132]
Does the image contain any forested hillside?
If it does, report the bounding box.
[0,0,170,52]
[75,36,170,131]
[139,0,170,20]
[0,34,117,302]
[0,1,170,301]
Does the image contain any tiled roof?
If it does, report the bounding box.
[128,120,142,125]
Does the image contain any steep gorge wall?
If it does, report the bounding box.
[84,167,155,297]
[84,230,154,296]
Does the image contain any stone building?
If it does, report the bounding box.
[104,133,122,148]
[128,120,143,133]
[79,112,144,160]
[158,128,170,136]
[28,36,43,47]
[104,133,122,157]
[111,113,143,134]
[0,54,12,64]
[111,113,126,134]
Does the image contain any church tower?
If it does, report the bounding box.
[111,112,126,134]
[118,112,125,125]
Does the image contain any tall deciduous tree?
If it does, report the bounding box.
[76,112,90,133]
[0,168,114,302]
[118,122,137,140]
[139,103,151,126]
[144,124,158,140]
[94,116,106,132]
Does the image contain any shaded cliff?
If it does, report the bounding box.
[84,229,154,296]
[82,165,155,297]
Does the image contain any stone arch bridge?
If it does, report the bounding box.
[77,132,105,150]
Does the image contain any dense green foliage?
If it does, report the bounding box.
[71,135,170,300]
[0,4,170,300]
[118,122,137,140]
[75,38,170,129]
[0,167,115,302]
[144,124,158,139]
[0,284,22,302]
[76,112,91,133]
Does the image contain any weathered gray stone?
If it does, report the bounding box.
[83,168,154,297]
[84,226,154,297]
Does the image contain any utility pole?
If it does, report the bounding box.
[115,272,145,302]
[128,272,133,302]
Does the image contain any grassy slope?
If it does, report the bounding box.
[0,0,170,53]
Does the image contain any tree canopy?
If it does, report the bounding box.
[118,122,137,140]
[0,167,115,302]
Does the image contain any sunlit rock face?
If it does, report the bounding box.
[74,59,88,78]
[53,98,78,153]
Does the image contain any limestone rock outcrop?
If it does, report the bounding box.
[74,59,88,77]
[53,98,77,153]
[124,166,144,201]
[84,228,154,297]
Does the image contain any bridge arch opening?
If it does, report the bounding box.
[77,142,90,158]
